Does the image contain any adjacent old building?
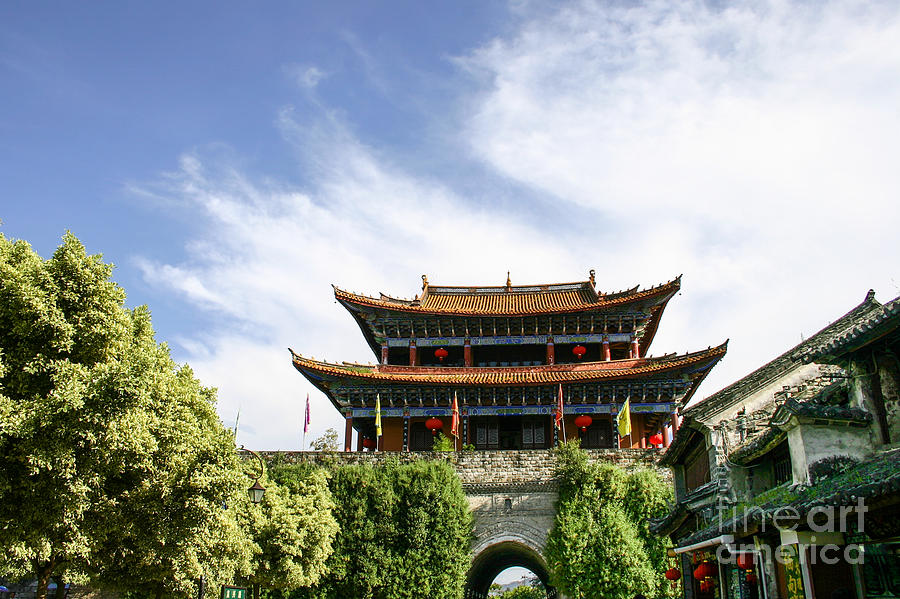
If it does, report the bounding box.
[653,291,900,599]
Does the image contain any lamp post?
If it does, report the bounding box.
[239,445,266,503]
[239,446,266,599]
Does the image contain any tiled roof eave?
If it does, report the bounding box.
[684,293,883,420]
[291,343,727,387]
[332,278,680,316]
[800,299,900,363]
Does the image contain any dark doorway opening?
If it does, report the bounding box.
[464,541,557,599]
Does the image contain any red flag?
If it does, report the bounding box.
[451,391,460,438]
[555,384,563,430]
[304,393,311,434]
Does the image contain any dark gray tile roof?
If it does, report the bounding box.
[728,427,786,466]
[798,295,900,363]
[672,448,900,548]
[684,291,881,422]
[649,502,689,535]
[770,397,871,427]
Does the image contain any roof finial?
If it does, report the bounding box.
[506,271,511,290]
[589,269,596,287]
[422,274,429,291]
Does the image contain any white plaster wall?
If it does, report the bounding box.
[788,424,874,485]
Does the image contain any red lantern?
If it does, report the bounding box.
[746,573,757,584]
[434,348,448,362]
[362,437,376,449]
[425,417,443,435]
[572,345,587,359]
[694,562,716,580]
[574,415,593,431]
[649,433,663,446]
[665,568,681,581]
[736,554,755,570]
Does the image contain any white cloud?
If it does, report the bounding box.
[137,107,579,450]
[284,64,327,89]
[458,0,900,395]
[139,0,900,448]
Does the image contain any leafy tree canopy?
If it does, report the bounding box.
[546,442,675,599]
[273,458,472,599]
[309,429,339,452]
[241,467,337,591]
[0,233,250,598]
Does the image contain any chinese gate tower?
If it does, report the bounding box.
[291,272,726,451]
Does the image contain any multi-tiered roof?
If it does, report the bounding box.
[292,273,726,451]
[334,272,682,359]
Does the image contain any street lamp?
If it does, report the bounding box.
[239,445,266,504]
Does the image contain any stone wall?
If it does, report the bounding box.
[263,448,662,485]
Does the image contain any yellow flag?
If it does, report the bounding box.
[375,394,382,438]
[616,398,631,438]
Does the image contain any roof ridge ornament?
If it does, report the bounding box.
[422,274,429,291]
[589,269,596,287]
[506,271,511,291]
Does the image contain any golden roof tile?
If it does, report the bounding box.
[333,275,681,316]
[290,342,726,387]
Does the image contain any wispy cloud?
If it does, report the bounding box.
[458,0,900,389]
[137,0,900,448]
[136,103,578,450]
[284,64,327,90]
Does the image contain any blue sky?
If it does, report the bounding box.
[3,0,900,458]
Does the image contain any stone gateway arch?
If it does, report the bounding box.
[280,449,659,599]
[459,450,657,599]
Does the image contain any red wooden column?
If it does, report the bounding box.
[381,343,389,365]
[602,336,611,361]
[630,337,640,359]
[638,415,647,448]
[344,414,353,452]
[663,424,672,447]
[671,410,681,434]
[546,337,555,365]
[409,340,417,366]
[464,339,472,367]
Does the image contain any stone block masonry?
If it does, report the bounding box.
[263,448,664,485]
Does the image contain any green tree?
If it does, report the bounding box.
[493,584,548,599]
[0,233,250,599]
[546,442,672,599]
[287,459,472,599]
[241,468,337,597]
[309,428,339,452]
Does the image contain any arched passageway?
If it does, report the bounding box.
[464,541,558,599]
